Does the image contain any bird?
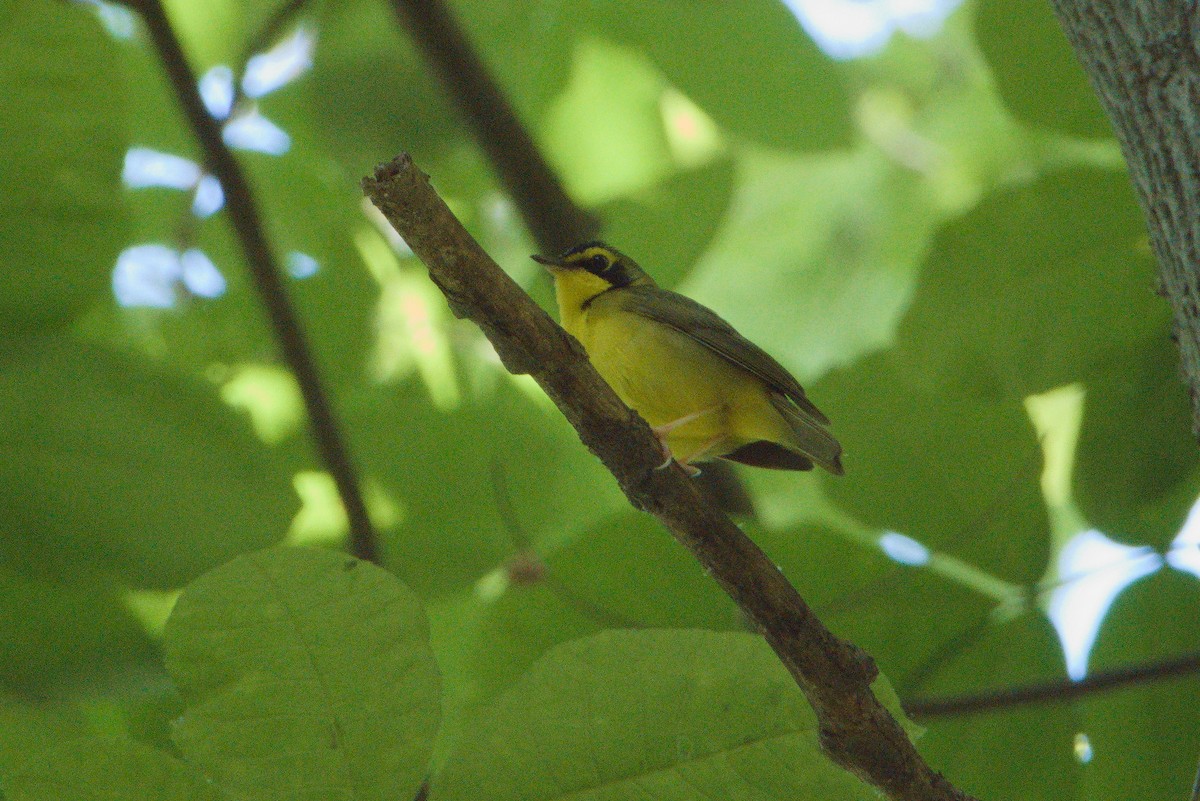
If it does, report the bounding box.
[532,241,843,477]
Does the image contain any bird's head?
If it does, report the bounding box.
[532,241,653,296]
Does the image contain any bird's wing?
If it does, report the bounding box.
[618,285,830,424]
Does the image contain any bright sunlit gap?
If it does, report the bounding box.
[223,111,291,155]
[1166,496,1200,579]
[113,244,229,308]
[114,26,316,307]
[785,0,964,60]
[122,147,201,190]
[879,530,931,566]
[243,26,316,98]
[199,65,235,120]
[75,0,135,39]
[192,175,225,217]
[1047,529,1162,680]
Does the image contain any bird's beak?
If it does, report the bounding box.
[531,253,566,270]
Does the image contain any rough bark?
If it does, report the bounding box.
[1050,1,1200,433]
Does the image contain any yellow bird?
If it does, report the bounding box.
[533,241,843,476]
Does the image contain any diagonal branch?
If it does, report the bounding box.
[363,153,978,801]
[134,0,380,564]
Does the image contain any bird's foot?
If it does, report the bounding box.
[651,408,716,476]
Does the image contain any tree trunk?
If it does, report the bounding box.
[1050,1,1200,434]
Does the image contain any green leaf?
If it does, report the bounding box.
[454,0,574,121]
[550,510,743,629]
[313,0,467,177]
[0,0,128,331]
[163,0,284,72]
[1081,569,1200,801]
[755,522,996,691]
[683,148,934,380]
[1074,334,1200,548]
[540,37,675,204]
[349,380,625,597]
[0,334,296,589]
[0,696,91,778]
[599,157,736,289]
[0,569,159,698]
[588,0,851,152]
[904,168,1165,398]
[5,736,225,801]
[164,546,441,801]
[975,0,1112,138]
[914,612,1080,801]
[242,150,379,389]
[433,629,883,800]
[425,582,605,767]
[820,351,1050,581]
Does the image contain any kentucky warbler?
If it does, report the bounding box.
[533,241,843,476]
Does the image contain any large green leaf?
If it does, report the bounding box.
[241,149,379,389]
[903,168,1165,399]
[432,630,884,800]
[587,1,851,152]
[0,696,90,778]
[313,0,467,178]
[1081,569,1200,801]
[820,351,1050,581]
[539,36,676,205]
[163,0,287,72]
[454,0,574,121]
[0,568,159,699]
[349,379,625,597]
[164,546,441,801]
[5,736,225,801]
[975,0,1112,139]
[425,581,604,769]
[0,334,296,588]
[0,0,128,331]
[1074,334,1200,548]
[684,148,934,381]
[599,158,736,289]
[755,521,996,692]
[550,510,743,630]
[914,612,1080,801]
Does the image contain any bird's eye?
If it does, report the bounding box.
[590,254,609,272]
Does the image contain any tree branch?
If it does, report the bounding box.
[387,0,596,254]
[905,650,1200,718]
[135,0,380,564]
[1049,1,1200,434]
[388,0,754,517]
[363,153,976,801]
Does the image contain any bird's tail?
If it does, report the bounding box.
[769,392,844,475]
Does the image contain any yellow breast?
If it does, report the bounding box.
[560,290,786,463]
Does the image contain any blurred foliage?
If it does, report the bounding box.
[1,0,1198,799]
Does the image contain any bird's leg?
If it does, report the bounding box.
[651,407,720,474]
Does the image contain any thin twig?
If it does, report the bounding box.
[363,154,976,801]
[136,0,380,564]
[905,650,1200,718]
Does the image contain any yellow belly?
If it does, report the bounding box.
[571,304,788,463]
